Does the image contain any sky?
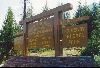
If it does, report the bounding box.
[0,0,100,30]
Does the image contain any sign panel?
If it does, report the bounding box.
[14,36,23,50]
[62,23,88,47]
[28,18,54,48]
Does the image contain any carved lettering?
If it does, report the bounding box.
[63,23,87,47]
[28,18,54,48]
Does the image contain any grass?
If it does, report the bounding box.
[0,61,5,67]
[28,47,82,56]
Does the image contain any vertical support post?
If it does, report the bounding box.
[54,11,63,56]
[22,0,27,56]
[23,22,28,56]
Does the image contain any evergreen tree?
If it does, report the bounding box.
[0,7,18,63]
[13,22,22,36]
[80,2,100,57]
[0,7,22,64]
[74,1,100,57]
[75,1,92,18]
[64,11,71,19]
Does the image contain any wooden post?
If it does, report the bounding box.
[23,22,28,56]
[54,12,63,56]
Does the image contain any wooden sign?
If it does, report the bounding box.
[14,2,91,56]
[62,23,88,47]
[14,36,23,50]
[28,18,54,48]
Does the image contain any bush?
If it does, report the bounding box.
[94,55,100,67]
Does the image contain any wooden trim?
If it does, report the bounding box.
[63,16,90,24]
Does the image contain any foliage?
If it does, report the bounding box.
[76,2,100,57]
[1,7,14,57]
[0,7,21,64]
[95,55,100,67]
[75,2,92,18]
[13,22,22,36]
[29,48,54,53]
[64,11,71,19]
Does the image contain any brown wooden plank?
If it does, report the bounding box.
[62,16,90,25]
[27,17,54,48]
[62,23,88,48]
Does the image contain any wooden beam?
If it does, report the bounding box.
[19,3,73,25]
[63,16,90,24]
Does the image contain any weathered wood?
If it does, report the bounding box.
[14,32,23,37]
[62,16,90,24]
[14,3,90,57]
[21,3,73,56]
[23,23,28,56]
[19,3,73,25]
[28,18,54,48]
[54,12,63,56]
[14,36,23,50]
[62,23,88,47]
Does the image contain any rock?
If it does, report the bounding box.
[3,56,95,67]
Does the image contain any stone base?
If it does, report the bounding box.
[3,56,95,67]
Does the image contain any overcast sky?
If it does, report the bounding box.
[0,0,99,29]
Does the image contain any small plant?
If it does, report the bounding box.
[94,55,100,67]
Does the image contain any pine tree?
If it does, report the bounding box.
[74,1,100,57]
[13,22,22,36]
[80,2,100,57]
[64,11,71,19]
[75,1,92,18]
[1,7,15,60]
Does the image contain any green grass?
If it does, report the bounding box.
[28,47,82,56]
